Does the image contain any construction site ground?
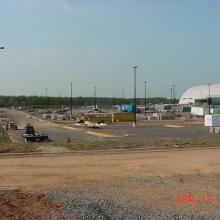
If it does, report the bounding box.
[1,148,220,219]
[1,109,215,144]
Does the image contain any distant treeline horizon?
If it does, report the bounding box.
[0,96,178,108]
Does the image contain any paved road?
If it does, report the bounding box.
[3,109,100,142]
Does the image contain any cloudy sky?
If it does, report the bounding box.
[0,0,220,98]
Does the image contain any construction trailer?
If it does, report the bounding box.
[191,106,209,116]
[205,114,220,134]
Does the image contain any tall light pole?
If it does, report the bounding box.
[208,83,211,115]
[121,88,125,106]
[45,88,48,107]
[0,47,5,107]
[133,66,137,127]
[170,87,173,105]
[172,84,176,104]
[70,82,73,116]
[94,86,97,110]
[122,88,125,99]
[144,82,147,116]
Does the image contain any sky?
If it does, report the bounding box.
[0,0,220,98]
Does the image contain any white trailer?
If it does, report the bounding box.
[191,106,209,116]
[205,114,220,134]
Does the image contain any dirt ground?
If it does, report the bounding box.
[1,148,220,190]
[0,190,65,220]
[2,148,220,218]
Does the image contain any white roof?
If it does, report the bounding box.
[179,84,220,104]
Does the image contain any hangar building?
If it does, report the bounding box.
[179,84,220,105]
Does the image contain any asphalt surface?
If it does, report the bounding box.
[1,109,214,143]
[3,109,98,142]
[104,122,213,140]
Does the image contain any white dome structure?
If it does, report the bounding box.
[179,84,220,105]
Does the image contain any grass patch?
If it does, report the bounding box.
[0,125,10,144]
[0,136,220,154]
[54,137,220,151]
[0,143,46,154]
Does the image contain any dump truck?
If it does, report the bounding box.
[22,123,49,142]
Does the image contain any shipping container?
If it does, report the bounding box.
[121,104,136,113]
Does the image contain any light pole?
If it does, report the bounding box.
[170,87,173,105]
[70,82,73,116]
[172,84,176,104]
[144,82,147,116]
[0,47,4,107]
[121,88,125,106]
[45,88,48,107]
[133,66,137,127]
[94,86,97,110]
[120,88,125,107]
[208,83,211,115]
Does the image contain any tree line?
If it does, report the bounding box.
[0,96,176,108]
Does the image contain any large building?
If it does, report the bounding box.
[179,84,220,105]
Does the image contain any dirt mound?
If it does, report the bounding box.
[0,190,65,220]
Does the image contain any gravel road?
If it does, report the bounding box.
[1,147,220,219]
[46,188,220,220]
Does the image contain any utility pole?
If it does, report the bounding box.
[133,66,137,127]
[70,82,73,116]
[94,86,97,110]
[144,82,147,116]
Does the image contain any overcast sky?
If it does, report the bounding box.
[0,0,220,98]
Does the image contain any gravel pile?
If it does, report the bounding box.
[46,189,220,220]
